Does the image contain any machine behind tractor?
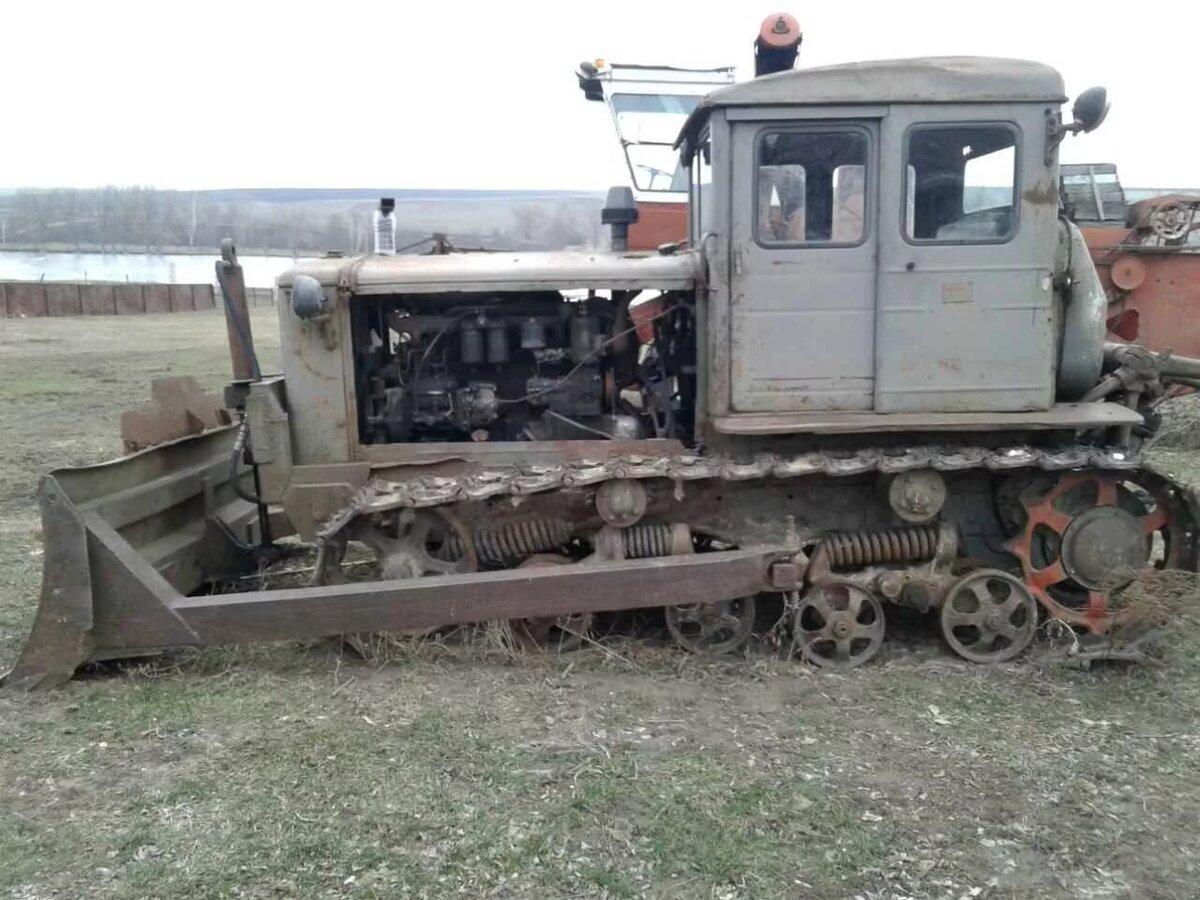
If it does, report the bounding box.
[5,55,1200,689]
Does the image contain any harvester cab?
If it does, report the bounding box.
[6,57,1199,688]
[576,60,735,250]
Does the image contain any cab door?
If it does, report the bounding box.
[728,119,879,412]
[874,107,1055,412]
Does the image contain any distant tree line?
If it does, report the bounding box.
[0,188,606,254]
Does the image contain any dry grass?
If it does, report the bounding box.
[4,312,1200,898]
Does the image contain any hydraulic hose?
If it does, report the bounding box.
[227,418,264,507]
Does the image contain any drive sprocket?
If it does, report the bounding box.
[1005,471,1183,633]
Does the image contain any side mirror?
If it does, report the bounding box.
[1046,86,1110,163]
[1071,86,1110,133]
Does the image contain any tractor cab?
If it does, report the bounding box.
[676,57,1109,430]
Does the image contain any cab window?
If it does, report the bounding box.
[755,129,868,246]
[905,125,1018,242]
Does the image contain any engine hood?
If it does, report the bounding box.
[277,249,700,295]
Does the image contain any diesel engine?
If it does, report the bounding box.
[350,290,694,445]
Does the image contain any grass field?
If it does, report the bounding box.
[3,311,1200,899]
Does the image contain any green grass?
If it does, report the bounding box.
[3,310,1200,898]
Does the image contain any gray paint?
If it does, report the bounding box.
[678,57,1067,154]
[874,104,1057,413]
[279,250,698,294]
[728,120,879,411]
[1057,220,1108,398]
[706,95,1064,418]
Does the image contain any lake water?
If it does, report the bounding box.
[0,251,314,289]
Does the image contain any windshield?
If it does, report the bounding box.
[611,93,701,193]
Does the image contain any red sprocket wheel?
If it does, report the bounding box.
[1006,471,1182,633]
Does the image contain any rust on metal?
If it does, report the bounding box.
[217,240,259,382]
[1006,471,1181,633]
[120,377,230,452]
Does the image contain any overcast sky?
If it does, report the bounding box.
[3,0,1197,190]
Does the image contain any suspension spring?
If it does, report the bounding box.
[819,524,941,567]
[445,517,573,564]
[622,524,684,558]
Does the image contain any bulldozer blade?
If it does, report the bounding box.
[3,429,783,689]
[2,426,263,689]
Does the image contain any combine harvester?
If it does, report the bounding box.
[1060,165,1200,357]
[7,51,1200,688]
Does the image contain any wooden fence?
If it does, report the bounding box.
[1,281,218,317]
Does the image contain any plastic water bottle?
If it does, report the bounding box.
[373,198,396,255]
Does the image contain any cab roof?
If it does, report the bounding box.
[677,56,1066,152]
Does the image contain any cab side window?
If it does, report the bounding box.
[756,129,868,245]
[905,125,1018,242]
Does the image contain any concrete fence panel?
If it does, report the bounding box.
[114,284,146,314]
[142,284,172,314]
[6,283,48,316]
[1,281,252,317]
[80,284,117,315]
[45,283,83,317]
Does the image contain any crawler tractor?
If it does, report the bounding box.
[7,57,1200,688]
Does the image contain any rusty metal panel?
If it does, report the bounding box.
[114,284,145,314]
[177,550,772,644]
[122,377,229,452]
[45,283,82,317]
[143,283,170,313]
[80,284,116,315]
[6,283,47,317]
[194,284,216,309]
[629,202,687,251]
[0,282,6,316]
[1103,254,1200,358]
[169,284,194,312]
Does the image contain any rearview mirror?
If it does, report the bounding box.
[1071,86,1110,134]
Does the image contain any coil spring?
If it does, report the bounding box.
[444,517,573,564]
[622,524,675,559]
[819,524,940,567]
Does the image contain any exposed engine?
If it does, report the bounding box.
[351,291,695,445]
